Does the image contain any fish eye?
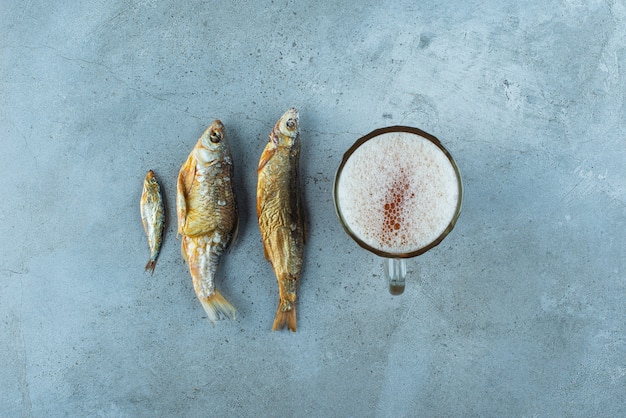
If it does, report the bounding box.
[210,131,222,143]
[286,119,296,129]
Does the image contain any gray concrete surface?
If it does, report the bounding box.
[1,1,625,417]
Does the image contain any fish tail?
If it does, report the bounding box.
[198,289,237,325]
[272,303,296,332]
[144,259,157,275]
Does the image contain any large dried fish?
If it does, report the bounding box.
[177,120,238,324]
[257,108,305,332]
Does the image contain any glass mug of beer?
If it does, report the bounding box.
[333,126,462,295]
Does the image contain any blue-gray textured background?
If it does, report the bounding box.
[1,1,624,416]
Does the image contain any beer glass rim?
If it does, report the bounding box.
[333,125,463,259]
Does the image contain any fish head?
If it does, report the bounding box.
[143,170,160,192]
[274,108,299,145]
[198,120,230,162]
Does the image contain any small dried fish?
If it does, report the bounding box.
[140,170,165,274]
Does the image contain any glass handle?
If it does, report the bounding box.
[385,258,407,295]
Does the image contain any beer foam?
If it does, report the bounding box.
[336,131,460,254]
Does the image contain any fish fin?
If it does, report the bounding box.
[176,173,187,236]
[257,143,276,173]
[272,305,296,332]
[256,196,262,220]
[198,290,237,325]
[263,243,270,260]
[181,236,189,264]
[227,215,239,249]
[176,154,196,236]
[144,259,157,275]
[256,143,273,219]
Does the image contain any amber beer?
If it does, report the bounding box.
[334,126,462,294]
